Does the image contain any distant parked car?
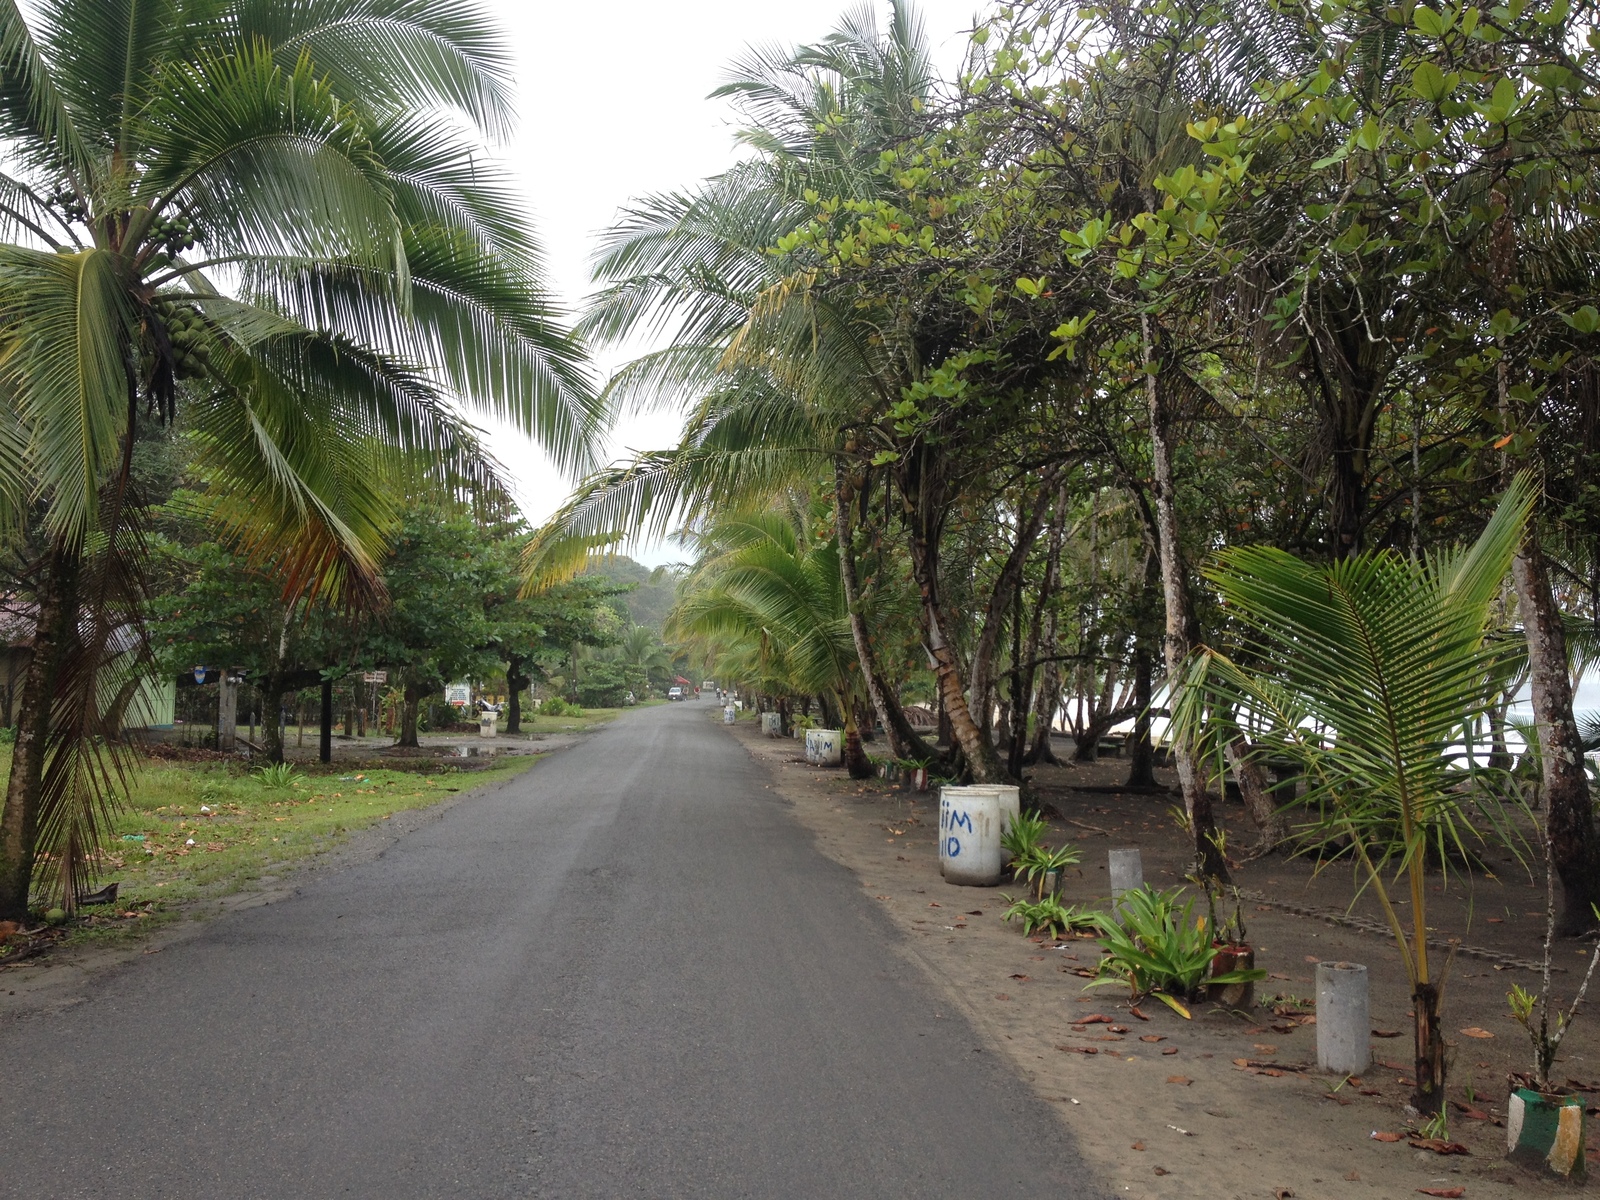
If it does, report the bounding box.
[667,686,684,701]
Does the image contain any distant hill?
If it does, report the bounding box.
[582,556,681,632]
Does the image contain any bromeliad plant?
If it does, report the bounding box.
[1170,477,1535,1113]
[1001,894,1096,939]
[1087,885,1265,1017]
[1001,810,1081,898]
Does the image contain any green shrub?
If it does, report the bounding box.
[254,762,302,788]
[541,696,568,717]
[1087,885,1266,1017]
[1001,894,1096,938]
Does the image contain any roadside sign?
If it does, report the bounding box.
[445,682,471,707]
[362,670,388,684]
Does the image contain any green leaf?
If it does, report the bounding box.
[1411,62,1451,102]
[1562,305,1600,334]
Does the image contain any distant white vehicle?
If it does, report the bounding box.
[667,686,684,701]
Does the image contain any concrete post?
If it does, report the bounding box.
[1315,961,1371,1075]
[1108,848,1143,903]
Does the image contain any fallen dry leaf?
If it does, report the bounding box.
[965,910,983,916]
[1459,1027,1494,1039]
[1343,1170,1360,1181]
[1273,1190,1294,1199]
[1161,1047,1179,1055]
[1304,955,1321,963]
[1409,1138,1471,1155]
[1153,1167,1170,1176]
[1370,1131,1403,1142]
[1110,1025,1130,1034]
[1094,1034,1125,1042]
[1450,1100,1490,1121]
[1129,1006,1149,1021]
[1059,1045,1098,1055]
[1140,1035,1166,1043]
[1253,1043,1278,1054]
[994,993,1011,1001]
[1130,1142,1144,1151]
[1372,1028,1402,1038]
[1166,1075,1192,1086]
[1079,1014,1113,1025]
[1009,974,1030,981]
[927,901,942,907]
[1416,1189,1464,1198]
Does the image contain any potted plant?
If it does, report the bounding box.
[898,757,932,792]
[1504,825,1600,1179]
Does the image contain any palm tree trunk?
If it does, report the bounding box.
[261,675,287,764]
[841,693,873,779]
[909,528,1004,781]
[0,547,70,921]
[1145,314,1229,883]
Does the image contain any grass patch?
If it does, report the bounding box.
[0,745,536,947]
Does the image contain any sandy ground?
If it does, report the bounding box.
[727,718,1599,1200]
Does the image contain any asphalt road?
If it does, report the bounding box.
[0,701,1099,1199]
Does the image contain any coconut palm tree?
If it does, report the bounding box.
[528,1,939,766]
[670,506,875,777]
[0,0,595,918]
[1170,475,1536,1116]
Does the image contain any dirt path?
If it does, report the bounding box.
[728,719,1596,1199]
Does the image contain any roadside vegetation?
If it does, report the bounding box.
[0,745,537,957]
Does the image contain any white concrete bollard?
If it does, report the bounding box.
[811,729,842,767]
[1315,961,1371,1076]
[1108,848,1144,902]
[760,712,781,738]
[939,786,1003,886]
[723,705,736,725]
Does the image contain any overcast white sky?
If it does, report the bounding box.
[479,0,983,563]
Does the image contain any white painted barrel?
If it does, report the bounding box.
[804,728,819,762]
[966,784,1020,835]
[723,705,736,725]
[939,786,1003,886]
[760,712,781,737]
[811,729,841,767]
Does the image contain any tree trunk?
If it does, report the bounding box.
[893,496,995,780]
[1025,663,1063,766]
[1515,538,1600,935]
[398,683,422,748]
[319,679,333,764]
[0,548,69,921]
[1011,488,1067,777]
[506,656,527,735]
[261,677,287,764]
[1126,641,1157,788]
[1144,314,1229,883]
[836,464,911,760]
[1226,737,1286,852]
[1411,981,1446,1116]
[965,476,1057,772]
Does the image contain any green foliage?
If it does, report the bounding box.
[253,763,303,789]
[1001,894,1096,939]
[1173,479,1535,994]
[540,696,575,717]
[1002,810,1081,897]
[1087,886,1266,1013]
[575,661,632,708]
